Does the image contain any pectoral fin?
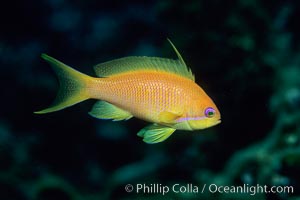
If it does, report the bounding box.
[137,124,176,144]
[89,101,133,121]
[158,111,182,124]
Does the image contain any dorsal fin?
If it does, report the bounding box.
[93,41,195,81]
[167,38,187,67]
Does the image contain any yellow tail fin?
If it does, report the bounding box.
[35,54,92,114]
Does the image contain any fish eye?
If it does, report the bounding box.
[205,107,215,118]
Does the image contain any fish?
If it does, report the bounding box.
[35,39,221,144]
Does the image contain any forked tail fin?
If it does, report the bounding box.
[35,54,92,114]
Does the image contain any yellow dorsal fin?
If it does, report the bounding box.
[167,38,187,67]
[93,41,195,81]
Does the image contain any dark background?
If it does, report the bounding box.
[0,0,300,199]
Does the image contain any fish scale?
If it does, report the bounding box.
[89,71,199,123]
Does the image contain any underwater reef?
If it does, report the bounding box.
[0,0,300,199]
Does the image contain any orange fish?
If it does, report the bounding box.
[35,40,221,144]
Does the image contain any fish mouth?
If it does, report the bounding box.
[208,119,221,128]
[214,119,221,125]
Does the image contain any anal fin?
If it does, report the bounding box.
[89,101,133,121]
[137,124,176,144]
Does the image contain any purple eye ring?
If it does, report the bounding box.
[205,107,215,118]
